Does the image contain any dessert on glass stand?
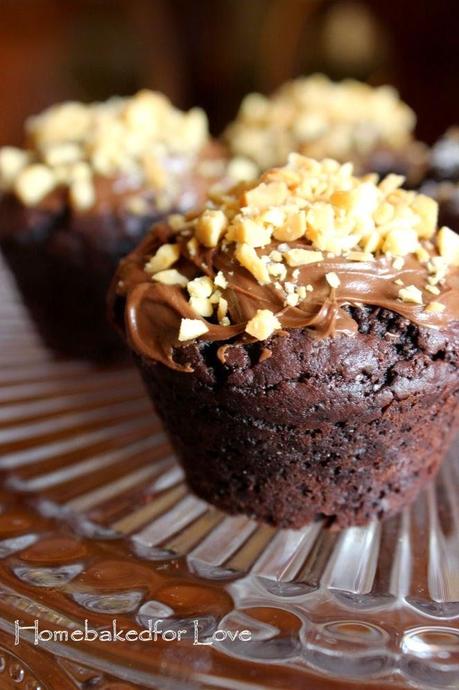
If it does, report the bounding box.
[225,74,427,185]
[111,153,459,528]
[0,91,243,359]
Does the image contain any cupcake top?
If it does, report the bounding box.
[225,74,417,171]
[113,154,459,371]
[0,90,236,217]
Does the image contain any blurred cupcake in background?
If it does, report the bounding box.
[0,90,244,360]
[420,128,459,233]
[225,74,427,185]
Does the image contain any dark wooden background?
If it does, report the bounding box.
[1,0,458,146]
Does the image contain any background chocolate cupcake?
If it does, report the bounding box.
[0,91,245,360]
[225,74,427,186]
[111,154,459,528]
[420,128,459,233]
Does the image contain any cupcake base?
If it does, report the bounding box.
[133,306,459,528]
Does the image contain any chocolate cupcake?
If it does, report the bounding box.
[111,155,459,528]
[0,91,238,359]
[225,74,427,186]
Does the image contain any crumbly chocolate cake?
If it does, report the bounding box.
[225,74,427,185]
[111,155,459,528]
[0,91,252,359]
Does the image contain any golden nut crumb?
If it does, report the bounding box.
[398,284,423,305]
[411,194,438,239]
[325,272,341,289]
[70,178,95,211]
[425,284,441,296]
[382,227,419,257]
[186,237,199,257]
[285,293,300,307]
[226,156,258,182]
[228,217,272,247]
[284,248,324,267]
[14,164,56,206]
[217,296,229,322]
[0,147,30,189]
[243,181,289,209]
[152,269,188,287]
[424,301,446,313]
[235,243,270,284]
[189,296,214,317]
[214,271,228,289]
[273,211,307,242]
[168,213,186,231]
[245,309,281,340]
[196,209,228,247]
[178,318,209,341]
[187,275,214,298]
[437,226,459,266]
[145,244,181,275]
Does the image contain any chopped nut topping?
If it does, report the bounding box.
[196,209,228,247]
[0,147,30,190]
[189,296,213,317]
[187,276,214,298]
[285,248,324,267]
[245,309,281,340]
[152,269,188,287]
[14,164,56,206]
[225,74,416,170]
[326,272,341,289]
[424,301,445,313]
[214,271,228,289]
[70,178,95,211]
[141,153,457,345]
[217,297,229,322]
[145,244,181,275]
[398,284,423,305]
[235,243,270,284]
[437,226,459,266]
[178,318,209,341]
[2,90,211,208]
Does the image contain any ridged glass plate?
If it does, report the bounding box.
[0,260,458,690]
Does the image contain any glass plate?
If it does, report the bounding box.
[0,260,458,690]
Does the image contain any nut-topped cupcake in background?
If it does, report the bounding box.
[111,154,459,529]
[0,91,247,360]
[225,74,427,186]
[420,128,459,233]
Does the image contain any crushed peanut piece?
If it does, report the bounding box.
[235,243,270,284]
[187,276,214,298]
[437,226,459,266]
[326,272,341,289]
[189,296,213,317]
[178,318,209,341]
[424,301,445,313]
[152,269,188,287]
[145,244,181,275]
[284,248,324,267]
[196,209,228,247]
[245,309,281,340]
[398,284,423,305]
[214,271,228,289]
[14,164,56,206]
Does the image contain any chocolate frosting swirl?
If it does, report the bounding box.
[112,223,459,372]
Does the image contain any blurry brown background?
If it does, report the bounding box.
[0,0,458,146]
